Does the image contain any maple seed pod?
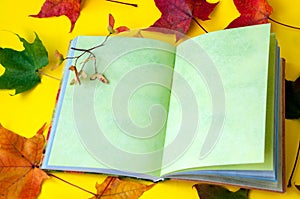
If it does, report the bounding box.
[69,65,76,71]
[69,65,81,85]
[55,50,64,63]
[108,25,115,34]
[52,50,65,70]
[115,26,130,33]
[108,13,115,34]
[70,78,77,85]
[78,70,88,79]
[69,69,88,85]
[99,75,109,84]
[90,73,109,84]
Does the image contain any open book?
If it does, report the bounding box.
[42,24,285,192]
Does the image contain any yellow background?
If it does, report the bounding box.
[0,0,300,198]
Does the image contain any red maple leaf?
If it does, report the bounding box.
[186,0,219,21]
[226,0,273,29]
[30,0,82,32]
[0,124,49,199]
[151,0,218,34]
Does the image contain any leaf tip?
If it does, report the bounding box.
[37,123,47,135]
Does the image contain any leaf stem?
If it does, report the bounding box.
[268,17,300,30]
[48,173,97,196]
[106,0,138,7]
[38,71,60,81]
[97,177,114,199]
[288,140,300,187]
[192,17,208,33]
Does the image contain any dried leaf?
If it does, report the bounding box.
[285,76,300,119]
[151,0,218,34]
[226,0,273,28]
[52,50,64,70]
[90,176,154,199]
[0,124,49,199]
[193,184,249,199]
[30,0,82,32]
[0,33,48,95]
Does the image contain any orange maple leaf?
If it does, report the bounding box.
[91,176,154,199]
[31,0,82,32]
[0,124,49,199]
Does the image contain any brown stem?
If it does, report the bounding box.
[72,66,81,84]
[89,33,112,51]
[97,177,114,199]
[288,141,300,187]
[106,0,138,7]
[48,173,97,196]
[38,71,60,81]
[71,33,111,53]
[192,17,208,33]
[268,17,300,30]
[66,33,112,73]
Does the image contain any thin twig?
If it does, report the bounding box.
[288,141,300,187]
[80,54,94,71]
[89,33,112,50]
[243,4,300,31]
[106,0,138,7]
[192,17,208,33]
[68,33,112,74]
[71,33,111,53]
[38,71,60,81]
[64,50,89,64]
[70,48,90,52]
[48,173,97,196]
[268,17,300,30]
[93,54,98,73]
[65,33,112,84]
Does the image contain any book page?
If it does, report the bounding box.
[164,34,278,176]
[161,24,271,175]
[43,36,176,177]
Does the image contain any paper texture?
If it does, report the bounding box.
[43,24,272,178]
[162,24,271,175]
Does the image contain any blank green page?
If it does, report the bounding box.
[162,24,271,175]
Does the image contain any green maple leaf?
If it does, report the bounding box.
[0,33,48,95]
[193,184,249,199]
